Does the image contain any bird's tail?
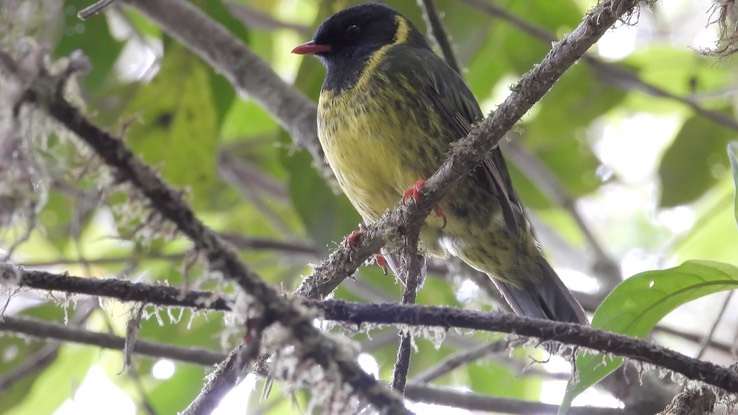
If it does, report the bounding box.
[493,259,588,325]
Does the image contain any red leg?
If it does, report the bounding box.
[402,179,426,204]
[346,229,362,248]
[345,225,388,273]
[375,253,388,275]
[402,179,447,229]
[432,205,447,229]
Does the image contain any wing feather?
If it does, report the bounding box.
[420,51,523,235]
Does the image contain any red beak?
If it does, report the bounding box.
[292,41,332,55]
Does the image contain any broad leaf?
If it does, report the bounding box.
[659,112,734,207]
[123,40,219,206]
[559,260,738,414]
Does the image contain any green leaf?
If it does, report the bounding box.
[123,40,219,206]
[559,260,738,413]
[528,64,626,141]
[659,112,735,207]
[6,344,96,415]
[0,305,68,412]
[624,48,731,99]
[468,359,541,399]
[147,365,207,414]
[281,148,359,247]
[55,1,123,92]
[728,142,738,225]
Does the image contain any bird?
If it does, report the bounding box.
[292,3,588,324]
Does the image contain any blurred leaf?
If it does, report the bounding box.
[560,260,738,413]
[124,40,219,206]
[148,365,206,414]
[6,344,95,415]
[508,138,602,209]
[281,147,359,247]
[728,142,738,225]
[659,112,734,207]
[0,305,68,412]
[200,0,250,43]
[467,0,581,100]
[625,48,731,99]
[468,359,542,399]
[55,1,123,92]
[529,64,626,141]
[674,181,738,263]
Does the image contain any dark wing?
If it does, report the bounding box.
[419,49,523,236]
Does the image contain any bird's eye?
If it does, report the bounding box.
[345,25,361,40]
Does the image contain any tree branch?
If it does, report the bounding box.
[9,268,738,395]
[405,384,625,415]
[14,267,232,311]
[418,0,461,73]
[0,316,227,365]
[314,300,738,394]
[412,340,508,383]
[459,0,738,133]
[15,54,410,415]
[181,344,256,415]
[296,0,643,300]
[121,0,332,181]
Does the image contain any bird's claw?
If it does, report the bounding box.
[345,226,388,274]
[402,179,447,229]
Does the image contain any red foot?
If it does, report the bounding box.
[402,179,426,204]
[432,205,447,229]
[375,253,388,275]
[346,229,362,248]
[402,179,447,229]
[345,226,388,274]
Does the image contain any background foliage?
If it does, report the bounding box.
[1,0,738,414]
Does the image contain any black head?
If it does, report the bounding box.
[292,3,427,70]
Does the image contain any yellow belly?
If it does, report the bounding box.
[318,87,432,223]
[316,79,540,279]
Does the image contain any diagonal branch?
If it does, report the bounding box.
[459,0,738,133]
[297,0,644,300]
[411,340,508,383]
[16,56,410,415]
[418,0,461,73]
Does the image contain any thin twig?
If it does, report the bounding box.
[405,384,625,415]
[15,268,735,356]
[13,267,233,311]
[390,221,422,394]
[78,0,119,20]
[0,316,227,365]
[459,0,738,133]
[697,291,734,359]
[20,56,410,415]
[391,334,413,394]
[412,340,508,383]
[418,0,461,73]
[313,300,738,394]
